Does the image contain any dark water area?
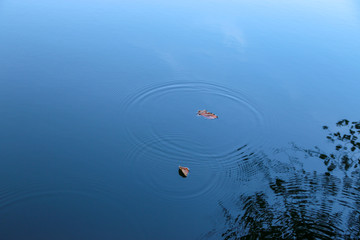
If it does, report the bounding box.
[1,0,360,239]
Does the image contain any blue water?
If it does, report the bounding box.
[1,0,360,239]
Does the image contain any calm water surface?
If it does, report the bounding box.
[1,0,360,239]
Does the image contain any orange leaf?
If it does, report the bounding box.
[179,166,190,178]
[197,110,218,119]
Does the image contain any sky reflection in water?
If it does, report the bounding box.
[0,0,360,239]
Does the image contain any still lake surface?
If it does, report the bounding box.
[1,0,360,239]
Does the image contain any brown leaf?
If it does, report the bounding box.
[197,110,218,119]
[179,166,190,178]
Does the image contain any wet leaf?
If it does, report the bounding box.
[197,110,218,119]
[179,166,190,178]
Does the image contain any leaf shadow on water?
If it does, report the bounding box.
[202,119,360,240]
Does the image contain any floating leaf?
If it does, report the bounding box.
[179,166,190,178]
[197,110,218,119]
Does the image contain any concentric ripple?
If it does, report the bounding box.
[124,135,233,200]
[121,82,266,159]
[120,82,268,200]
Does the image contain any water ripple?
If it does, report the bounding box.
[120,82,268,200]
[124,136,232,201]
[121,81,266,159]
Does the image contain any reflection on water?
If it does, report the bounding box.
[219,173,360,239]
[121,81,266,158]
[293,119,360,175]
[1,0,360,238]
[206,120,360,240]
[124,135,226,200]
[122,82,267,201]
[322,119,360,174]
